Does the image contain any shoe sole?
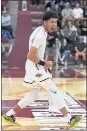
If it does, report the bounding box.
[2,116,20,126]
[70,116,84,129]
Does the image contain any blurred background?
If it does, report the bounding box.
[1,0,87,69]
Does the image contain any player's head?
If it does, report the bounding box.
[43,11,58,33]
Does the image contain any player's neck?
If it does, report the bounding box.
[43,25,48,33]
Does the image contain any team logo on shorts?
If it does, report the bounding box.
[35,73,43,77]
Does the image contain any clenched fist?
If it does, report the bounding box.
[44,61,53,69]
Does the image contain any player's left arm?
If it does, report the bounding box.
[27,46,40,64]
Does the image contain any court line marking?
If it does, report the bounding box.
[73,69,86,76]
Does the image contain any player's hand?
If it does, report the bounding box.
[44,61,53,69]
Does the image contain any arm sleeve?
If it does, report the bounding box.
[32,35,43,49]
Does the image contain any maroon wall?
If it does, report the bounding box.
[8,11,32,68]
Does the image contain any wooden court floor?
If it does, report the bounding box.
[1,66,86,130]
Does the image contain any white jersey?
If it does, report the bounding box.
[24,26,52,83]
[29,26,47,60]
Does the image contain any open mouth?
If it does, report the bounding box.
[51,27,55,32]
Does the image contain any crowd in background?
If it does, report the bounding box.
[1,0,87,66]
[1,0,14,41]
[1,0,14,55]
[44,0,87,66]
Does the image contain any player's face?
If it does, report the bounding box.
[45,18,58,33]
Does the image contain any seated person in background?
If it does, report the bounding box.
[75,37,86,65]
[73,2,83,20]
[62,2,74,22]
[77,20,87,44]
[68,31,79,54]
[67,20,77,32]
[79,20,87,36]
[60,37,72,65]
[1,10,14,39]
[73,2,83,27]
[45,30,59,66]
[53,4,62,29]
[60,20,72,39]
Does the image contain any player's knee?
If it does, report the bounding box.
[26,94,36,103]
[82,53,86,57]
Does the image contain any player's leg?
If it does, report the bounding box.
[3,87,40,124]
[48,94,69,113]
[40,78,83,128]
[41,79,68,115]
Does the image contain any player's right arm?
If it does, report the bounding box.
[27,46,53,69]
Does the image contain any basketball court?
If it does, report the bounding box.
[2,66,86,130]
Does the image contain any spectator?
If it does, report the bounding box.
[1,10,14,39]
[67,20,77,32]
[68,30,79,45]
[60,37,71,65]
[73,3,83,20]
[66,21,79,52]
[45,30,59,66]
[53,4,62,28]
[60,20,72,39]
[68,31,79,55]
[62,2,74,22]
[79,20,87,36]
[75,37,86,65]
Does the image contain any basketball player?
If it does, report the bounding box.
[3,11,83,129]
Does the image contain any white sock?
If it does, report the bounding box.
[6,109,16,116]
[65,113,72,123]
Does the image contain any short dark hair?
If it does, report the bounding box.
[43,11,58,21]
